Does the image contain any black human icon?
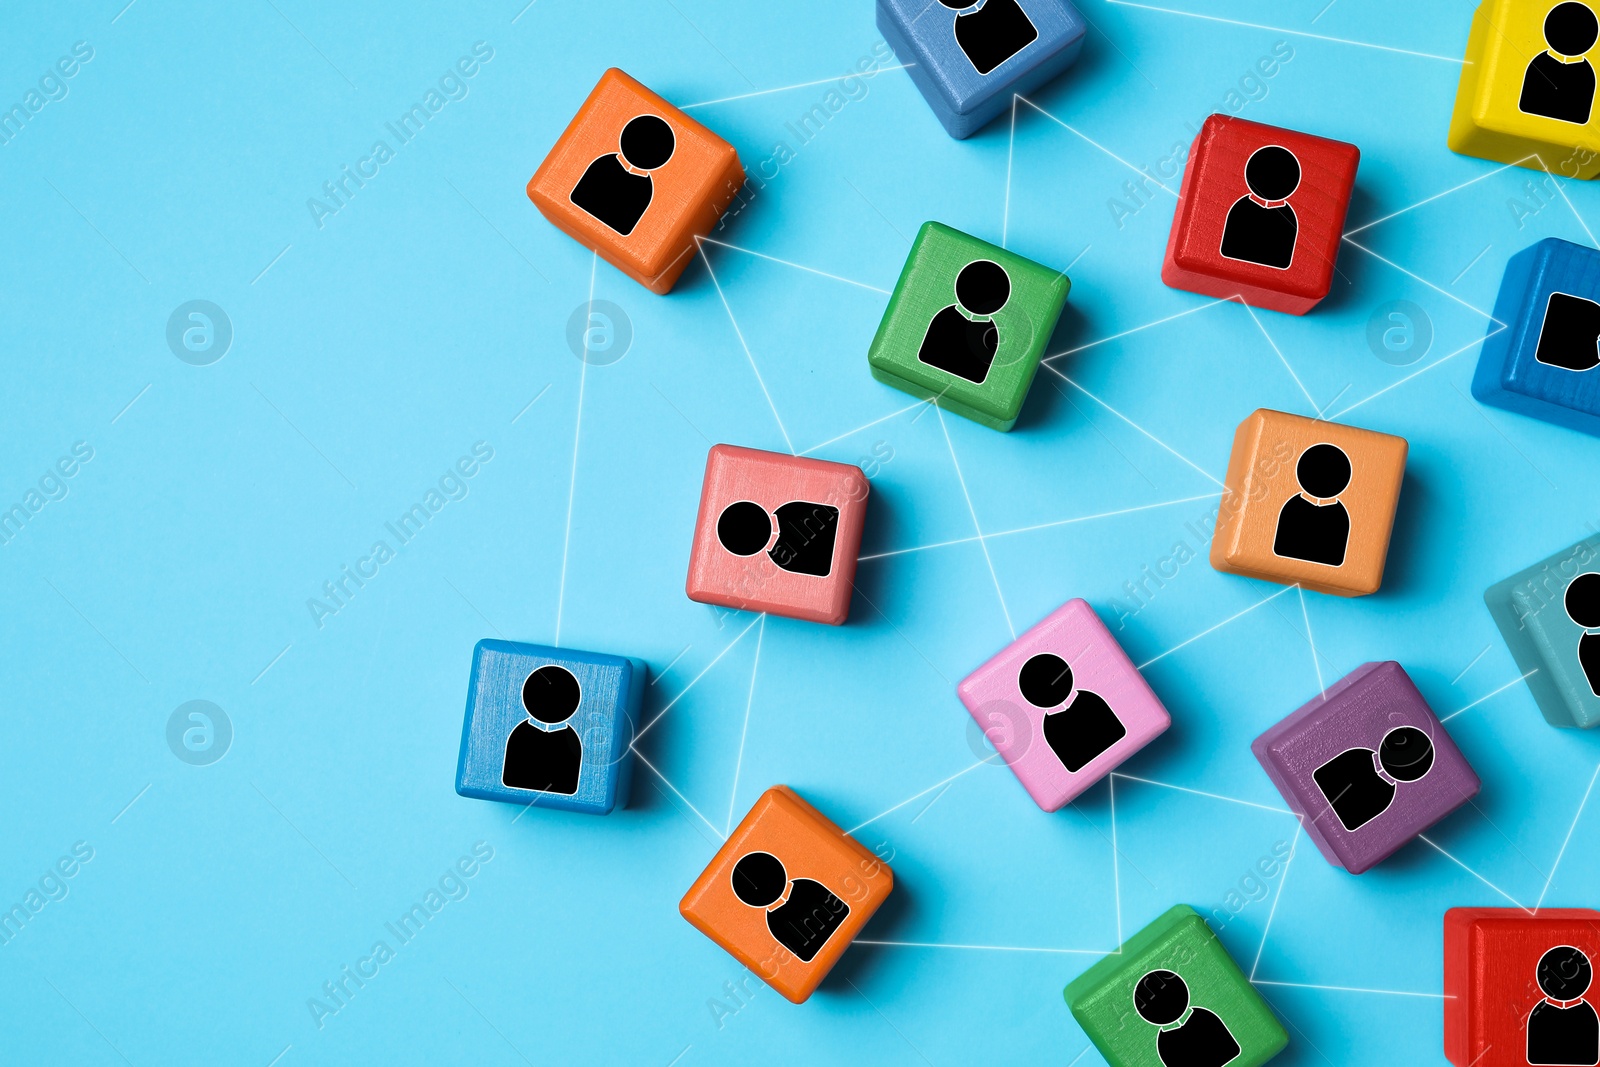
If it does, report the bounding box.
[1134,969,1242,1067]
[1536,292,1600,371]
[1520,2,1599,125]
[1566,572,1600,698]
[569,114,676,236]
[938,0,1039,75]
[1528,945,1600,1065]
[1273,443,1352,567]
[1219,145,1301,270]
[502,664,583,795]
[717,499,839,577]
[917,260,1011,384]
[1018,652,1126,773]
[730,851,850,963]
[1311,726,1434,832]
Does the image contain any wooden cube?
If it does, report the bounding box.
[685,444,869,625]
[1252,662,1481,873]
[957,598,1171,811]
[454,639,643,815]
[1449,0,1600,178]
[680,786,893,1003]
[1472,238,1600,436]
[1162,114,1360,315]
[876,0,1086,138]
[526,68,744,294]
[1445,907,1600,1067]
[1210,408,1408,596]
[1485,534,1600,728]
[1066,904,1289,1067]
[867,222,1070,431]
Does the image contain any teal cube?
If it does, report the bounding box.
[867,221,1069,431]
[1065,905,1288,1067]
[1485,535,1600,728]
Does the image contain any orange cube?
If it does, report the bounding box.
[527,68,744,294]
[680,786,893,1003]
[1210,408,1408,597]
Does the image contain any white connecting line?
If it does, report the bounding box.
[554,251,596,646]
[724,615,766,835]
[1104,0,1465,63]
[936,405,1016,639]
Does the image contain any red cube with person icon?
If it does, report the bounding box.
[1163,114,1360,315]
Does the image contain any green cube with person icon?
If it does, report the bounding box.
[1065,904,1289,1067]
[867,221,1070,431]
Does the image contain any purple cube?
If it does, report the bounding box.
[1251,662,1480,874]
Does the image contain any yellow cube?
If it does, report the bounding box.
[1448,0,1600,177]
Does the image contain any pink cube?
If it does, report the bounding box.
[957,599,1171,810]
[685,444,869,625]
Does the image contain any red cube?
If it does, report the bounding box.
[1162,114,1359,315]
[1444,907,1600,1067]
[685,445,869,625]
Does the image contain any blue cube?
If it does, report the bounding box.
[1484,535,1600,729]
[877,0,1086,139]
[1471,238,1600,437]
[455,639,645,814]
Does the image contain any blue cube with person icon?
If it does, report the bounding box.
[455,639,645,814]
[1485,534,1600,729]
[1472,237,1600,437]
[877,0,1087,138]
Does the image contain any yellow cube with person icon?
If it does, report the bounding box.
[1449,0,1600,177]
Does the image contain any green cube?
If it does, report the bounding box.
[1484,535,1600,728]
[1065,905,1288,1067]
[867,222,1069,432]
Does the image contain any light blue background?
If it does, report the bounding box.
[2,0,1599,1064]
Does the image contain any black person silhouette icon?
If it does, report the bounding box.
[1521,2,1600,125]
[1528,945,1600,1065]
[1311,726,1434,832]
[1566,572,1600,697]
[1536,292,1600,371]
[730,851,850,963]
[1134,970,1242,1067]
[569,114,676,236]
[717,499,840,577]
[1219,145,1301,270]
[502,665,583,795]
[937,0,1039,76]
[1018,652,1126,773]
[1273,443,1352,567]
[917,260,1011,384]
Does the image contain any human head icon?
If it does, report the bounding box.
[1544,2,1600,58]
[717,500,774,556]
[1566,572,1600,629]
[731,851,788,908]
[1244,145,1301,204]
[955,260,1011,318]
[1378,726,1434,783]
[1295,443,1352,501]
[522,664,581,725]
[618,114,675,171]
[1134,970,1191,1026]
[1018,653,1074,707]
[1538,945,1594,1001]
